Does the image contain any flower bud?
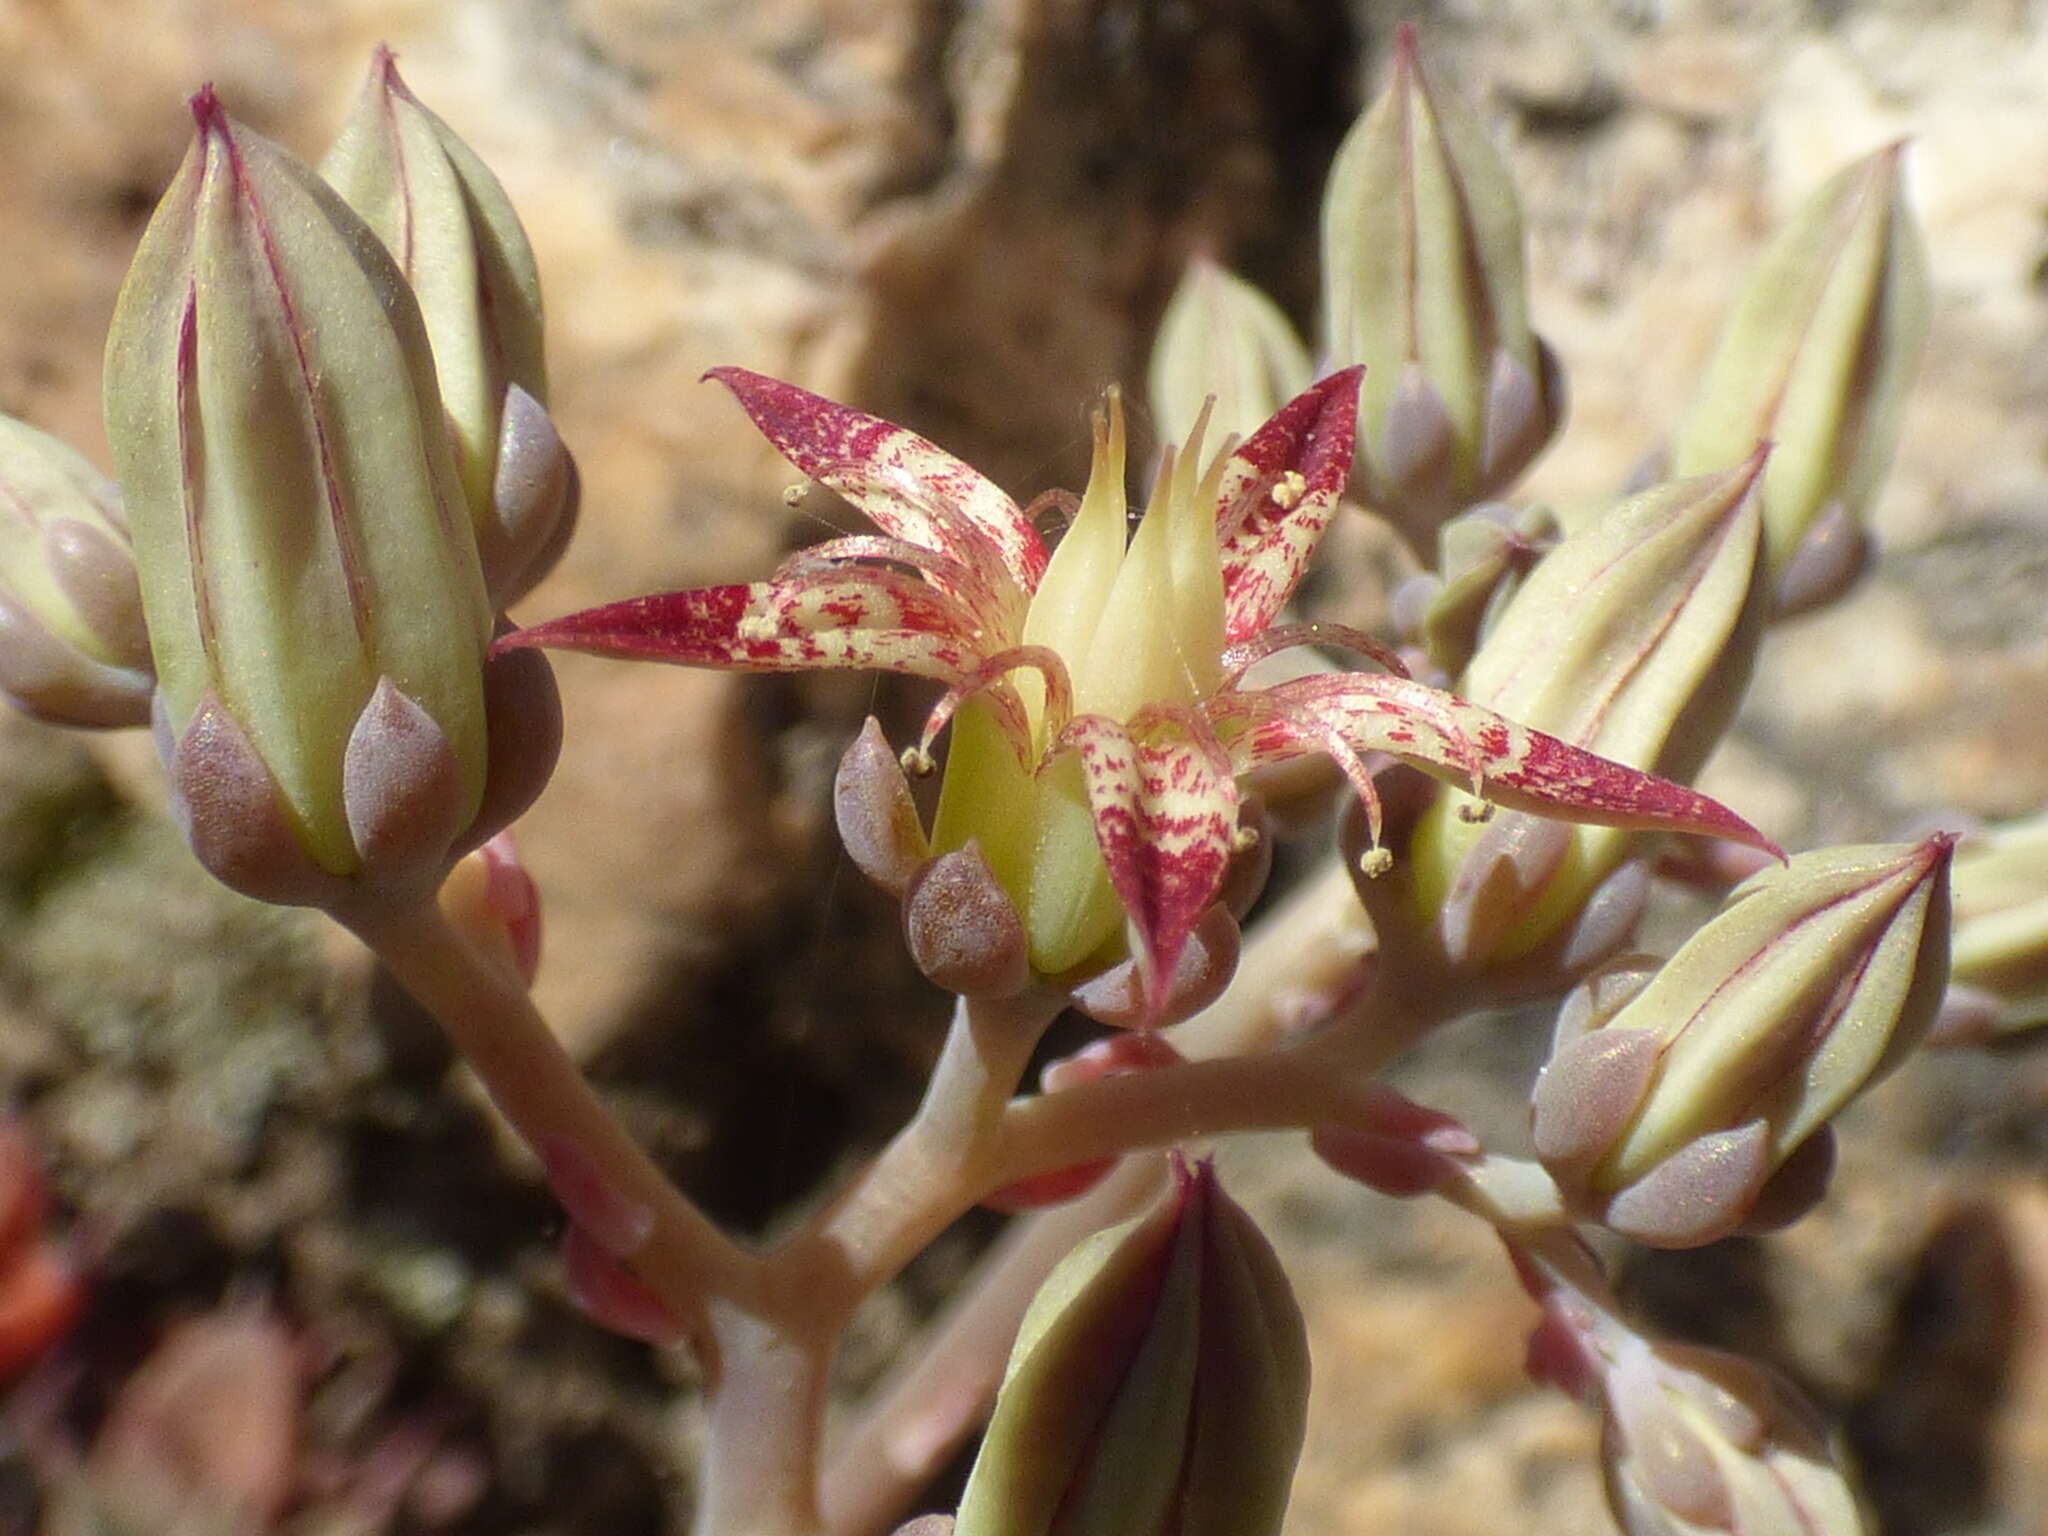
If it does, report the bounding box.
[0,413,154,726]
[955,1157,1309,1536]
[1321,24,1560,540]
[1672,146,1930,596]
[1147,255,1312,453]
[1390,499,1558,680]
[1370,454,1769,987]
[105,90,507,905]
[1936,811,2048,1042]
[1599,1337,1866,1536]
[321,48,573,606]
[1532,837,1953,1247]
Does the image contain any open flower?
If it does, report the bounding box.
[498,368,1770,1008]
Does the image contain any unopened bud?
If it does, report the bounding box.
[1532,838,1953,1247]
[1321,24,1561,539]
[955,1157,1308,1536]
[1672,145,1930,594]
[1383,456,1769,984]
[1600,1337,1866,1536]
[1392,500,1559,679]
[1147,255,1312,453]
[0,413,153,726]
[322,48,573,606]
[1936,811,2048,1042]
[106,90,522,908]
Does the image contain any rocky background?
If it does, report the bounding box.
[1,0,2045,1532]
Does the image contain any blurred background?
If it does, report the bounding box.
[1,1,2045,1531]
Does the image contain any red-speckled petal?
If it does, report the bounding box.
[496,575,982,682]
[1055,707,1238,1016]
[1240,673,1781,855]
[708,367,1047,608]
[1212,367,1363,643]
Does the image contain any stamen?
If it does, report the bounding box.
[1219,621,1411,688]
[916,644,1076,765]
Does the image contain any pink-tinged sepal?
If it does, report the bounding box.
[835,717,932,896]
[1068,903,1242,1030]
[495,577,981,683]
[1056,708,1240,1018]
[706,367,1048,604]
[1213,367,1364,644]
[903,843,1033,998]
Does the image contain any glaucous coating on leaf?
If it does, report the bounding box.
[1532,837,1953,1247]
[500,366,1775,1016]
[1672,144,1930,586]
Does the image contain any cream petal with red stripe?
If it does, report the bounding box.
[1219,672,1781,854]
[1212,366,1362,644]
[1057,706,1239,1017]
[707,367,1047,618]
[499,576,983,682]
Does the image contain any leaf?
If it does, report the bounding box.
[1212,367,1363,644]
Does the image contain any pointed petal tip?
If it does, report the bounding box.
[189,83,228,135]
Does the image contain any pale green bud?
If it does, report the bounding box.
[1936,812,2048,1042]
[1532,837,1953,1247]
[1599,1334,1867,1536]
[954,1158,1308,1536]
[1147,255,1312,454]
[1321,24,1560,539]
[0,413,153,726]
[322,48,573,606]
[1372,454,1769,983]
[1672,146,1930,596]
[1390,499,1558,680]
[104,89,533,906]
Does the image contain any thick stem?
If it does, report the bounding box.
[983,1033,1400,1195]
[779,989,1063,1314]
[820,894,1435,1536]
[820,1157,1167,1536]
[693,1304,836,1536]
[349,902,760,1342]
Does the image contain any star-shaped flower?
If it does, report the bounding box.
[498,368,1771,1008]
